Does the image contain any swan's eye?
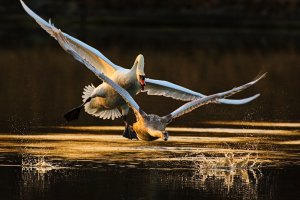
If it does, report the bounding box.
[139,75,145,80]
[139,75,146,90]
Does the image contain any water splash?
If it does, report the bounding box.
[192,152,262,191]
[22,155,56,174]
[195,152,259,169]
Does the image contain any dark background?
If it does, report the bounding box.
[1,0,300,130]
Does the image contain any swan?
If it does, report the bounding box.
[61,43,265,141]
[20,0,261,136]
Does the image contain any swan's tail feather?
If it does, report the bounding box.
[85,107,122,120]
[82,84,95,102]
[64,105,83,121]
[81,84,121,120]
[65,96,92,121]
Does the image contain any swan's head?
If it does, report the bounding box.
[134,54,146,90]
[144,114,169,141]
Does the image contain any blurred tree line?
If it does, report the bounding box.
[86,0,300,18]
[3,0,300,23]
[0,0,296,31]
[0,0,300,29]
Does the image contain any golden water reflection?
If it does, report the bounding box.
[202,121,300,128]
[0,125,299,165]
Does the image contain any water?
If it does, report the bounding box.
[0,124,300,200]
[1,1,300,200]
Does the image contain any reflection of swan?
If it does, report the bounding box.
[20,0,260,133]
[55,36,265,140]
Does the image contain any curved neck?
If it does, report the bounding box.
[131,54,145,77]
[130,62,138,75]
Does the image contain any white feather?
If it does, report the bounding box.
[82,84,95,102]
[169,73,266,120]
[144,78,260,105]
[84,106,121,120]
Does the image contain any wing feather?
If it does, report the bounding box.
[169,73,266,121]
[144,78,260,105]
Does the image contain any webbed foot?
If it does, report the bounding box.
[122,125,138,140]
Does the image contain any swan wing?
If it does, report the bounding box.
[20,0,121,76]
[143,78,259,105]
[168,73,266,121]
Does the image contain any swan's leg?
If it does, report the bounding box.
[122,115,130,138]
[122,115,138,140]
[128,125,138,140]
[64,97,92,121]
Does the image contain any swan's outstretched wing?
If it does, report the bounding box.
[167,73,266,122]
[143,78,259,105]
[20,0,121,76]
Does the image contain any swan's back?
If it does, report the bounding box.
[145,114,167,131]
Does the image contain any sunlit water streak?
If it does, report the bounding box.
[40,125,300,136]
[0,125,299,167]
[201,121,300,128]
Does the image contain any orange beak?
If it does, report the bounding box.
[140,79,146,90]
[139,75,146,90]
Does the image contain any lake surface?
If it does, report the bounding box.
[1,1,300,200]
[0,124,300,200]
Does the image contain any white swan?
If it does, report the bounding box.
[62,43,266,141]
[20,0,261,134]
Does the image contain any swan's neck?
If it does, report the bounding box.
[130,54,145,79]
[130,64,138,79]
[128,67,138,82]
